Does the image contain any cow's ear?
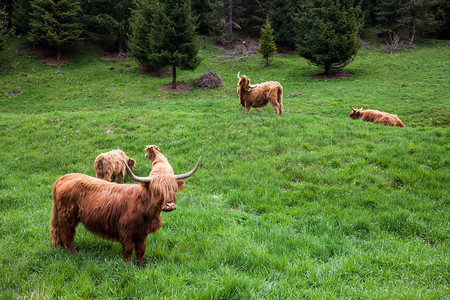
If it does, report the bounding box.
[176,180,185,191]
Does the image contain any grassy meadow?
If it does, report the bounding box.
[0,37,449,298]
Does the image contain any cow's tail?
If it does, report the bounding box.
[278,86,284,114]
[50,183,62,248]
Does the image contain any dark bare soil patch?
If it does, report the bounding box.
[157,84,192,93]
[212,40,259,61]
[27,47,71,65]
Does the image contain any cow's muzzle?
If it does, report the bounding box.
[162,202,176,212]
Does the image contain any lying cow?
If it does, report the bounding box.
[237,72,284,115]
[50,149,201,265]
[349,105,405,127]
[94,149,136,183]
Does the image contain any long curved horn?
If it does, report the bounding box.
[237,72,240,79]
[122,159,153,183]
[350,105,355,111]
[360,105,364,110]
[174,157,201,180]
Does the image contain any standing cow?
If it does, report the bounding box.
[94,149,136,183]
[50,149,200,265]
[237,72,284,115]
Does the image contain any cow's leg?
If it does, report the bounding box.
[134,239,147,266]
[117,172,125,184]
[245,104,250,114]
[120,234,134,263]
[60,220,78,254]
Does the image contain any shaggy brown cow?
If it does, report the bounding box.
[237,72,284,115]
[349,106,405,127]
[50,152,201,265]
[94,149,136,183]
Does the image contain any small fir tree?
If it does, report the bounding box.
[258,19,277,66]
[28,0,83,60]
[149,0,202,89]
[295,0,363,76]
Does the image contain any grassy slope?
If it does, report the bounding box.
[0,38,448,299]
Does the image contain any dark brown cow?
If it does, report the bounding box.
[237,72,284,115]
[50,150,200,265]
[349,106,405,127]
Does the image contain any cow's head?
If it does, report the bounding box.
[149,176,184,211]
[237,72,250,91]
[145,145,160,160]
[349,105,363,119]
[123,157,201,212]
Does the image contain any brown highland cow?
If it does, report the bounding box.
[94,149,136,183]
[237,72,284,115]
[51,148,201,265]
[349,106,405,127]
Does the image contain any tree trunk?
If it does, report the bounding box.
[228,0,233,33]
[172,65,177,89]
[56,45,61,61]
[117,41,124,57]
[324,62,331,76]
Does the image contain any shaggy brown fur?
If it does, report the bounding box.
[94,149,136,183]
[145,145,174,176]
[237,74,283,115]
[349,106,405,127]
[51,152,185,266]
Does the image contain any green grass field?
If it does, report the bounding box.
[0,37,448,299]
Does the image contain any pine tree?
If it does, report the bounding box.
[149,0,202,89]
[28,0,83,60]
[269,0,302,49]
[12,0,31,34]
[0,5,9,52]
[81,0,134,55]
[128,0,161,71]
[205,0,244,46]
[258,19,277,66]
[295,0,363,75]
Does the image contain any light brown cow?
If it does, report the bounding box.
[349,106,405,127]
[145,145,174,176]
[237,72,284,115]
[94,149,136,183]
[51,151,200,265]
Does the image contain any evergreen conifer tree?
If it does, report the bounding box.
[28,0,83,60]
[149,0,201,89]
[296,0,363,75]
[128,0,161,71]
[269,0,301,49]
[258,19,277,66]
[12,0,31,34]
[0,6,8,52]
[82,0,133,55]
